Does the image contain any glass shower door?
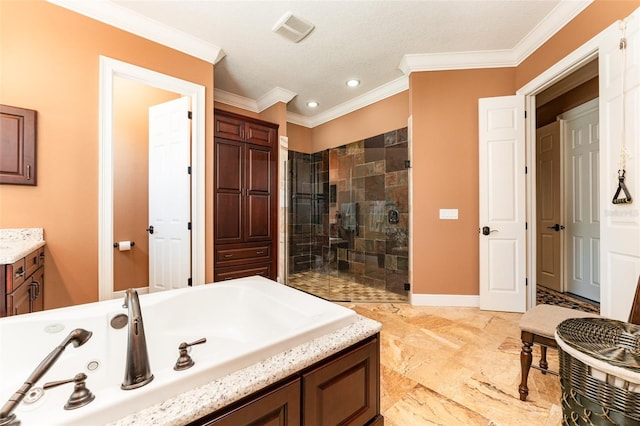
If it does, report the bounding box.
[286,125,410,303]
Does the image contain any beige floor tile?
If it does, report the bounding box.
[348,303,564,425]
[383,383,492,425]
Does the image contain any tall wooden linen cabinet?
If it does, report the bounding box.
[214,110,278,281]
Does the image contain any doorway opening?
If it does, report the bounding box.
[534,59,600,312]
[98,56,206,301]
[112,77,183,293]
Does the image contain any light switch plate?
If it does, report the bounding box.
[439,209,459,220]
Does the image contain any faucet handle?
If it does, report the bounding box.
[43,373,95,410]
[174,338,207,371]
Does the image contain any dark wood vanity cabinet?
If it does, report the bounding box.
[197,378,301,425]
[1,247,45,317]
[214,110,278,281]
[191,335,382,426]
[0,104,37,185]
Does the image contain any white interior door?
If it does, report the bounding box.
[598,9,640,320]
[148,96,191,292]
[536,120,563,292]
[479,95,526,313]
[561,100,600,301]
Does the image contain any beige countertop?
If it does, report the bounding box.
[0,228,45,264]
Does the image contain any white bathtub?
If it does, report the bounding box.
[0,277,358,425]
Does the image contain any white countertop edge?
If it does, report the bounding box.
[108,315,381,426]
[0,240,46,264]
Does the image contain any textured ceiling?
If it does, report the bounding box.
[69,0,591,125]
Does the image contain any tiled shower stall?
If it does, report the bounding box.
[286,127,409,302]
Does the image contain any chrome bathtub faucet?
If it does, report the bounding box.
[121,288,154,390]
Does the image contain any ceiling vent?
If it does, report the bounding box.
[272,11,315,43]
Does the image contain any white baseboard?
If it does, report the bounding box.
[411,293,480,307]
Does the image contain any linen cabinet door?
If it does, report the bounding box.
[215,139,244,244]
[244,144,274,242]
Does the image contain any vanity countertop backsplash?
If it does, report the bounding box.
[0,228,45,264]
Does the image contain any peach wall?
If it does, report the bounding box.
[0,1,214,309]
[516,0,639,88]
[113,78,179,292]
[409,0,639,297]
[311,91,410,152]
[410,68,516,295]
[287,123,313,153]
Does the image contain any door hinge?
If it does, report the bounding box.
[524,110,527,119]
[525,222,528,230]
[404,160,411,169]
[404,283,411,291]
[187,222,192,230]
[525,166,528,174]
[188,111,192,120]
[526,278,528,286]
[188,278,192,287]
[187,166,192,175]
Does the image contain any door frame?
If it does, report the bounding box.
[519,32,603,310]
[98,56,206,301]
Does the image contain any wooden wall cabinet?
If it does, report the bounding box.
[0,104,37,185]
[191,335,382,426]
[214,110,278,281]
[1,247,45,317]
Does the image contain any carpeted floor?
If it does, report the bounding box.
[536,285,599,313]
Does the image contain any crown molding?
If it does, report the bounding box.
[399,50,516,74]
[512,0,593,64]
[399,0,593,74]
[47,0,225,64]
[215,87,298,113]
[288,76,409,128]
[214,89,259,113]
[256,87,297,111]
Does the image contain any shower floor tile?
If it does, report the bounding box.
[287,271,408,302]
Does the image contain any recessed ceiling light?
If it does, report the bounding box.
[346,79,360,87]
[307,101,319,108]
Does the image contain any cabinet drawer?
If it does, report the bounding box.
[6,258,26,292]
[216,245,270,264]
[24,249,40,278]
[197,378,300,425]
[214,263,272,281]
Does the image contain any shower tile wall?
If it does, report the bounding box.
[288,127,409,297]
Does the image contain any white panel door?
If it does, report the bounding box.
[479,95,526,313]
[536,121,563,292]
[562,101,600,301]
[599,9,640,320]
[148,96,191,293]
